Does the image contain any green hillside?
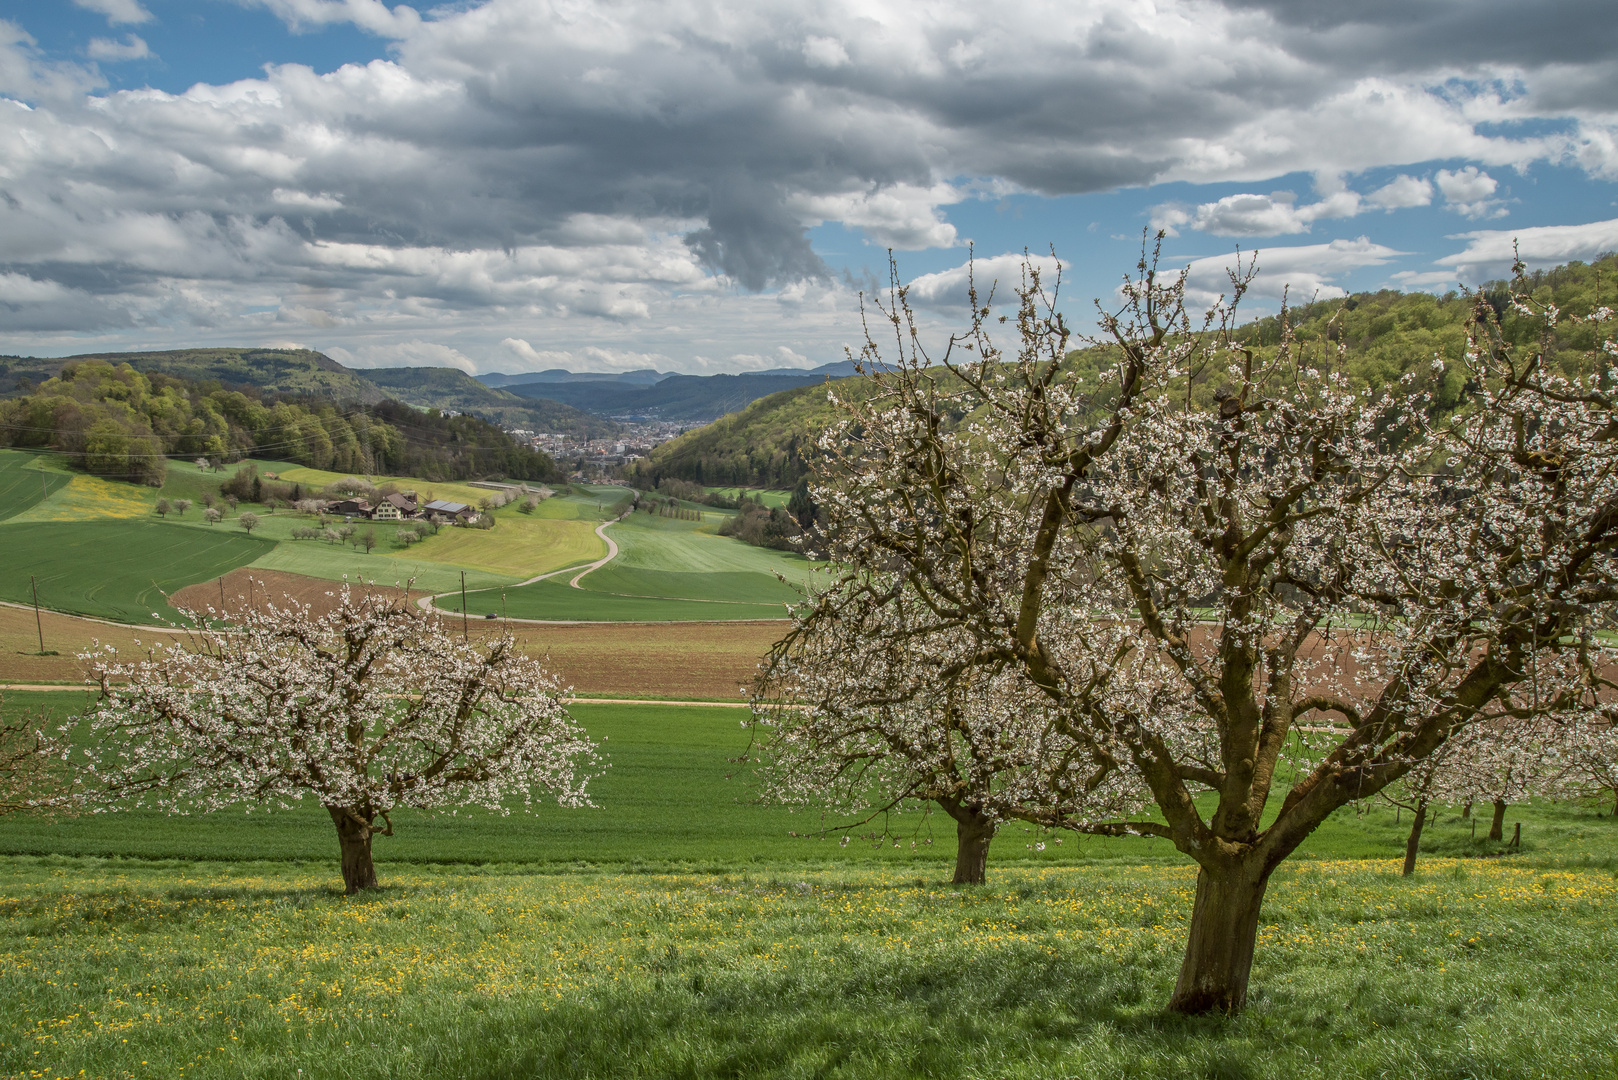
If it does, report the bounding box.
[0,348,382,402]
[634,256,1618,488]
[0,349,614,440]
[0,519,274,623]
[628,378,860,488]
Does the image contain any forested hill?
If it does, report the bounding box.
[633,255,1618,488]
[0,348,383,403]
[0,359,558,485]
[0,348,613,439]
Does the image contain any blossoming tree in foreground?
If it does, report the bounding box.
[78,584,601,893]
[758,241,1618,1013]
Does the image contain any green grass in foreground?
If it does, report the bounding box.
[3,691,1618,1077]
[3,858,1616,1079]
[0,521,274,624]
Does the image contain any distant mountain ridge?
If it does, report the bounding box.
[478,368,667,388]
[0,347,859,429]
[484,360,860,422]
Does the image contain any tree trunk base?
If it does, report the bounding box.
[1489,800,1507,842]
[940,801,996,885]
[328,806,378,894]
[1403,801,1429,877]
[1169,863,1271,1014]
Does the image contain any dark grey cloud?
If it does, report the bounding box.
[1222,0,1618,67]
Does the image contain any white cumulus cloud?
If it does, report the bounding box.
[71,0,152,26]
[904,252,1063,311]
[1435,166,1506,218]
[1437,217,1618,281]
[1181,238,1405,305]
[86,35,150,62]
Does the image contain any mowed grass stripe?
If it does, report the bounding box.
[581,565,803,604]
[0,521,273,623]
[0,451,72,522]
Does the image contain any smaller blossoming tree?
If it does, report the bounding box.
[0,697,70,815]
[77,583,602,892]
[1563,714,1618,815]
[753,609,1146,884]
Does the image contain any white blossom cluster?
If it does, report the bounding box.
[75,584,602,827]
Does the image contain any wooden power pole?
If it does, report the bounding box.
[30,575,44,655]
[460,571,469,641]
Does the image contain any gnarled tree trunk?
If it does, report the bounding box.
[328,805,377,894]
[1169,858,1272,1014]
[939,799,996,885]
[1489,800,1507,842]
[1402,800,1429,877]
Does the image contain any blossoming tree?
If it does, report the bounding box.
[78,583,601,892]
[765,242,1618,1013]
[753,610,1146,883]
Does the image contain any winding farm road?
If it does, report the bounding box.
[416,508,627,615]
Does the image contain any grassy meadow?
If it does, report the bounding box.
[3,687,1617,1078]
[488,509,816,621]
[4,857,1616,1080]
[0,452,73,523]
[0,521,274,625]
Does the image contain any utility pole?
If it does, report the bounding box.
[30,575,44,654]
[460,571,469,641]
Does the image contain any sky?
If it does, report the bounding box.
[0,0,1615,376]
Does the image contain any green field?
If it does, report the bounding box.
[0,459,649,616]
[706,486,791,507]
[2,686,1617,1079]
[0,453,810,625]
[3,692,1609,870]
[0,521,274,624]
[0,451,72,522]
[483,511,820,620]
